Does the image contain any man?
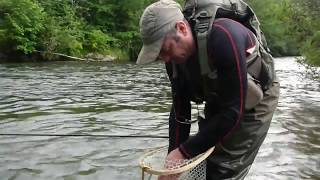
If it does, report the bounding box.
[137,0,280,179]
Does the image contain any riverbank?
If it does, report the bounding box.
[0,50,132,63]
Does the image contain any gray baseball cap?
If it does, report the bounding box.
[136,0,184,65]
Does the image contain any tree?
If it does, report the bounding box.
[0,0,45,54]
[288,0,320,66]
[245,0,299,56]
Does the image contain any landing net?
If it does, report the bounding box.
[139,146,214,180]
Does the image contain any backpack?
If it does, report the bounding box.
[182,0,275,92]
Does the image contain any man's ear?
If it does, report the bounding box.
[176,21,188,35]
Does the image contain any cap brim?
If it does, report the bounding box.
[136,38,164,65]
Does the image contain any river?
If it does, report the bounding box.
[0,57,319,180]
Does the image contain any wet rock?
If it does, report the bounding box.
[85,53,116,61]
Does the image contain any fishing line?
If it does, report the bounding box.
[0,133,169,138]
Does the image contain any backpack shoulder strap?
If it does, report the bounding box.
[194,10,213,75]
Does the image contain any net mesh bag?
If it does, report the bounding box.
[140,146,214,180]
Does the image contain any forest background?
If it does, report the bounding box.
[0,0,319,66]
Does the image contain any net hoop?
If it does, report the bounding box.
[139,146,214,176]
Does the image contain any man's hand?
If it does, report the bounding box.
[166,148,185,163]
[158,148,185,180]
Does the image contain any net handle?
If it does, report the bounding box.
[140,146,214,176]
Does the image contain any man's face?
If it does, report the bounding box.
[158,22,195,64]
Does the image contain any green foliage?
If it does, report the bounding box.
[0,0,195,61]
[37,0,86,57]
[300,31,320,66]
[84,29,116,53]
[0,0,45,54]
[38,0,151,61]
[0,30,5,50]
[72,0,148,59]
[0,0,317,65]
[114,31,141,60]
[246,0,320,66]
[245,0,299,56]
[287,0,320,66]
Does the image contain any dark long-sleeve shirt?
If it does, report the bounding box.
[166,18,258,158]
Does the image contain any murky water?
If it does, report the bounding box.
[0,57,319,180]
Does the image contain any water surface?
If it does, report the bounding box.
[0,57,319,180]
